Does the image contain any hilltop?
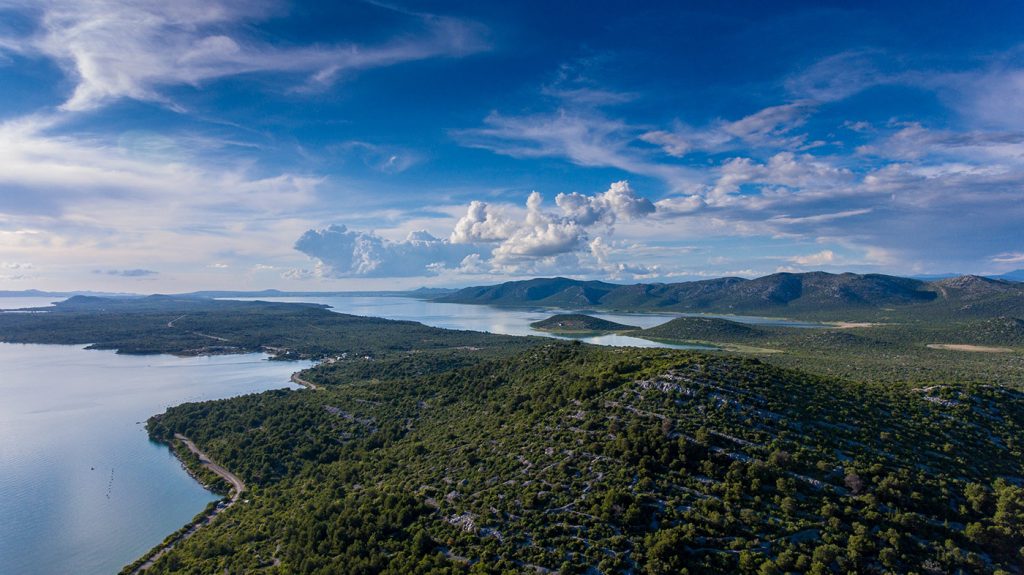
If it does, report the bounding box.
[529,313,639,333]
[638,316,765,343]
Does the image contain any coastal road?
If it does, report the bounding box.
[129,435,245,574]
[291,372,319,390]
[174,433,245,497]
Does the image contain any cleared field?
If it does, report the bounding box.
[926,343,1015,353]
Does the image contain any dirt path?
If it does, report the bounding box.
[291,372,319,390]
[192,332,231,342]
[926,343,1015,353]
[128,435,245,574]
[175,434,245,495]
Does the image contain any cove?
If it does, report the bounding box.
[0,342,310,575]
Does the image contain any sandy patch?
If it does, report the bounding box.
[827,322,885,329]
[926,344,1015,353]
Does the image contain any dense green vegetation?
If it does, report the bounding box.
[0,295,536,359]
[530,314,639,334]
[438,272,1024,321]
[633,317,1024,385]
[639,317,763,343]
[141,343,1023,574]
[4,295,1022,573]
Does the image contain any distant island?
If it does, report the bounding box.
[529,313,639,334]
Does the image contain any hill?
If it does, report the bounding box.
[992,269,1024,282]
[2,294,1020,572]
[436,277,622,307]
[140,343,1024,574]
[637,316,766,343]
[439,272,1024,319]
[529,313,639,333]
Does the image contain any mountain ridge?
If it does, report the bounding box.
[436,271,1024,318]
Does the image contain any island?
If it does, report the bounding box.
[529,313,639,334]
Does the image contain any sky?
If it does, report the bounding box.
[1,0,1023,291]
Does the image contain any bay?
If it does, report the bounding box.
[227,295,820,348]
[0,343,309,575]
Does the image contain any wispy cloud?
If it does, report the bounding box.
[0,114,321,213]
[0,111,324,283]
[0,0,488,111]
[991,252,1024,264]
[331,141,424,173]
[454,110,697,189]
[93,268,158,277]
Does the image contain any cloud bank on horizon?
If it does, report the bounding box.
[0,0,1022,289]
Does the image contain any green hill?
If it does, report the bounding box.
[438,272,1024,320]
[2,296,1021,573]
[437,277,621,307]
[141,343,1024,574]
[529,313,639,333]
[638,316,766,343]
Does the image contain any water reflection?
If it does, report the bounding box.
[229,296,821,349]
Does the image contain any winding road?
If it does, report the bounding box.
[291,372,319,390]
[129,435,245,574]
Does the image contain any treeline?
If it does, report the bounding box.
[635,316,1024,385]
[0,296,537,358]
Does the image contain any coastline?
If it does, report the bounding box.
[290,371,319,390]
[122,434,246,574]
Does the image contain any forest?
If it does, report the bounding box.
[1,296,1021,573]
[141,343,1023,574]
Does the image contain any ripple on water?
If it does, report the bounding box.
[0,343,309,575]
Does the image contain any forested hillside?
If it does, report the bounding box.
[4,296,1021,573]
[0,296,535,358]
[438,272,1024,320]
[141,343,1024,574]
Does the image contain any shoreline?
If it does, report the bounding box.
[123,434,246,574]
[291,371,319,390]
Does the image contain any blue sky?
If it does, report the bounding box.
[1,0,1023,290]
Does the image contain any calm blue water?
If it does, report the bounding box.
[0,296,60,310]
[0,342,309,575]
[229,295,820,348]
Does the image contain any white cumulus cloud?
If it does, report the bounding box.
[298,182,659,277]
[555,180,654,227]
[294,225,477,278]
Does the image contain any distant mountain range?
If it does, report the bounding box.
[435,272,1024,319]
[911,269,1024,281]
[177,287,457,299]
[0,289,136,298]
[993,269,1024,281]
[3,271,1021,319]
[0,287,457,298]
